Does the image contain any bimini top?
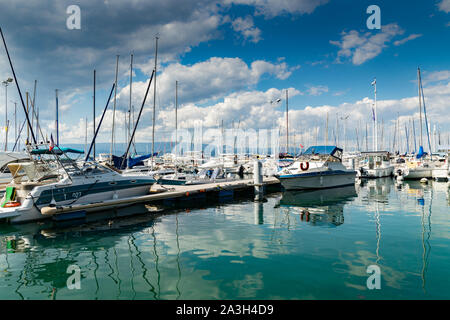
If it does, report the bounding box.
[303,146,342,156]
[31,147,84,155]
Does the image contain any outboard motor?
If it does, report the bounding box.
[396,169,404,182]
[238,165,245,179]
[358,167,365,177]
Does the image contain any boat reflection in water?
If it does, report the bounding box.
[278,185,357,227]
[356,176,392,203]
[0,212,169,300]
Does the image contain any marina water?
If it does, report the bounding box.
[0,178,449,299]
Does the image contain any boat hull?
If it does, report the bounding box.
[358,166,394,179]
[432,168,449,181]
[1,181,154,224]
[277,170,356,190]
[399,167,433,179]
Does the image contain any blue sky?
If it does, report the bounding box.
[0,0,449,150]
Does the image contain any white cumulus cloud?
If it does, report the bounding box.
[330,24,405,65]
[438,0,450,13]
[231,16,262,43]
[225,0,329,17]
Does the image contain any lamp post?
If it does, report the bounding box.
[340,114,350,151]
[2,77,13,151]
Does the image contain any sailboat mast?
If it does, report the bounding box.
[365,122,368,151]
[372,78,378,151]
[285,89,289,153]
[355,128,360,151]
[418,68,433,160]
[418,67,423,146]
[13,101,17,145]
[30,80,36,143]
[85,117,87,154]
[26,92,29,144]
[129,53,133,155]
[397,113,400,153]
[0,27,36,145]
[221,119,224,156]
[110,55,119,160]
[152,37,159,167]
[336,114,339,146]
[175,80,178,158]
[3,80,8,151]
[392,119,396,152]
[55,89,59,145]
[93,69,96,160]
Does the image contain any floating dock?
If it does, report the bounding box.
[40,177,281,217]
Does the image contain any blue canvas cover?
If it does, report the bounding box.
[128,153,153,168]
[112,155,127,170]
[112,152,158,169]
[416,146,427,159]
[31,147,84,155]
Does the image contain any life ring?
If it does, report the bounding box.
[300,162,309,171]
[3,201,21,208]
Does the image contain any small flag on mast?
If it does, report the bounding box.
[371,79,376,86]
[49,134,55,151]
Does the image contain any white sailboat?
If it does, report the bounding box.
[395,68,436,180]
[356,79,394,178]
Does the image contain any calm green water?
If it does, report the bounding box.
[0,178,449,300]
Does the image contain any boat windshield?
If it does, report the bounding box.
[72,162,113,176]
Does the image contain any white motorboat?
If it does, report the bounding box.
[275,146,356,190]
[157,167,238,185]
[356,151,394,178]
[432,152,449,181]
[0,150,155,224]
[395,152,437,180]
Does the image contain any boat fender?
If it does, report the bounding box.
[300,162,309,171]
[3,201,21,208]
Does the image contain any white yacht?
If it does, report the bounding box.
[394,148,438,180]
[0,153,155,223]
[432,151,449,181]
[356,151,394,178]
[275,146,356,190]
[157,167,239,185]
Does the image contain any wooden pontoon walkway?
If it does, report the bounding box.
[41,177,281,216]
